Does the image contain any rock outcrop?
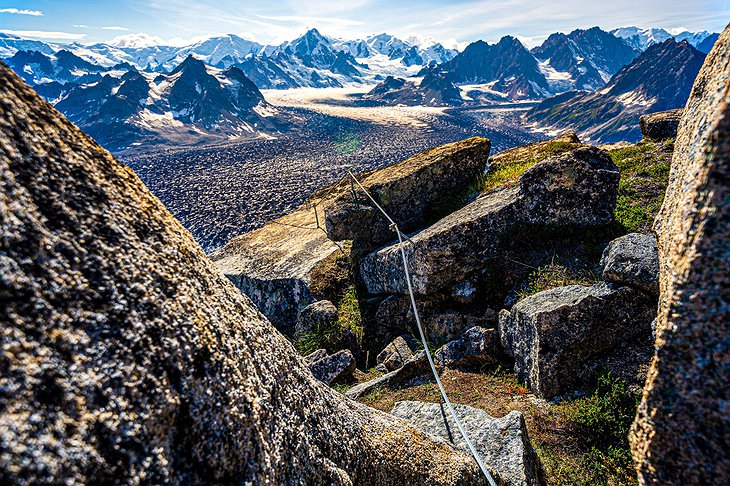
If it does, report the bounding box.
[499,282,655,399]
[392,401,543,486]
[210,210,349,332]
[212,136,489,332]
[296,299,338,338]
[308,349,356,384]
[639,108,684,141]
[325,136,490,244]
[600,233,659,295]
[376,335,418,372]
[434,326,501,369]
[0,61,493,485]
[630,26,730,484]
[361,147,619,295]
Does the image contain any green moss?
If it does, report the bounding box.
[608,141,672,233]
[335,285,364,343]
[295,319,342,356]
[295,285,364,356]
[483,140,583,190]
[537,445,637,486]
[517,262,598,299]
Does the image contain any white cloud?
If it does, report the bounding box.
[101,26,130,31]
[0,29,86,40]
[0,8,43,16]
[73,24,91,28]
[258,15,365,27]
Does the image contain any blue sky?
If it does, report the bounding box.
[0,0,727,48]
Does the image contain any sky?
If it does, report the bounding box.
[0,0,727,48]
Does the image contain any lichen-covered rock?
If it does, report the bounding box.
[296,300,338,338]
[0,61,491,485]
[377,335,418,371]
[309,349,356,384]
[434,327,501,369]
[391,401,543,486]
[639,108,684,141]
[325,136,491,244]
[600,233,659,295]
[499,282,655,399]
[361,147,619,295]
[631,26,730,484]
[451,280,478,303]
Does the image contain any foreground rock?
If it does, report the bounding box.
[325,136,490,244]
[392,401,543,486]
[631,27,730,484]
[361,147,619,295]
[639,108,684,141]
[0,62,491,485]
[309,349,356,384]
[499,282,655,399]
[600,233,659,295]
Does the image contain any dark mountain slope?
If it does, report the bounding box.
[532,27,639,90]
[433,36,550,100]
[527,40,705,143]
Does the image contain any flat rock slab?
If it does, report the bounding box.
[211,207,348,333]
[391,401,543,486]
[361,147,619,295]
[499,282,656,399]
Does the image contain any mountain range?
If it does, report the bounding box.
[52,55,292,151]
[527,39,706,143]
[0,26,718,149]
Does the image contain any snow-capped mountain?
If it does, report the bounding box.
[53,55,290,151]
[4,49,129,87]
[527,39,706,143]
[0,29,459,90]
[428,35,551,100]
[696,33,720,54]
[610,27,717,51]
[0,33,56,58]
[532,27,640,91]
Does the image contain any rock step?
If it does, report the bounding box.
[391,401,543,486]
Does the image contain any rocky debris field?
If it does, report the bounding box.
[212,97,701,484]
[121,104,537,252]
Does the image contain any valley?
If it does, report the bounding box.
[122,90,539,252]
